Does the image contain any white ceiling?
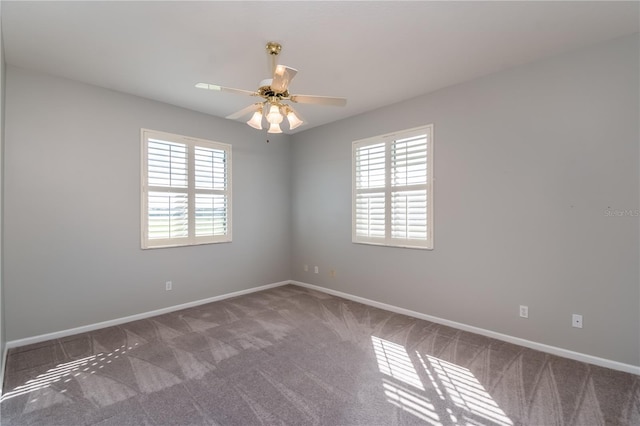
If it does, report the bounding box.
[2,1,638,133]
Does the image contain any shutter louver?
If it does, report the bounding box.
[194,147,227,190]
[147,139,189,241]
[356,192,385,238]
[148,192,188,239]
[391,190,427,240]
[355,143,386,189]
[195,194,227,236]
[391,135,428,242]
[194,146,228,237]
[355,142,386,240]
[147,139,188,187]
[392,135,427,187]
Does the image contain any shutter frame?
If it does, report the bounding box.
[352,125,433,250]
[141,129,232,249]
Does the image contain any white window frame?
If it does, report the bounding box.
[352,124,433,250]
[141,129,232,249]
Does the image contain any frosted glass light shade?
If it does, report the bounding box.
[266,104,283,124]
[268,122,282,134]
[247,110,263,129]
[286,110,303,130]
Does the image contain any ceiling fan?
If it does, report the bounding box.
[196,42,347,133]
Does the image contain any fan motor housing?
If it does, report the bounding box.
[258,79,289,99]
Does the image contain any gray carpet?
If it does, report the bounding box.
[1,284,638,425]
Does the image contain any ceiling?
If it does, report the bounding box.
[2,1,638,133]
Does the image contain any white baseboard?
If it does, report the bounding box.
[6,279,638,376]
[5,281,290,349]
[290,280,640,376]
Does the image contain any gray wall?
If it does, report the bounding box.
[291,34,640,366]
[3,33,638,368]
[0,0,5,369]
[4,66,291,340]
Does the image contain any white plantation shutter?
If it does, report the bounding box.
[194,146,229,238]
[147,140,188,241]
[353,125,433,249]
[355,142,386,239]
[391,134,428,241]
[142,129,232,249]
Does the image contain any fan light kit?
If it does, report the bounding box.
[196,42,347,133]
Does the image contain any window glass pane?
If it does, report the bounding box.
[195,194,228,236]
[391,189,427,240]
[148,139,188,188]
[355,143,386,189]
[147,191,188,239]
[356,192,385,238]
[195,147,227,190]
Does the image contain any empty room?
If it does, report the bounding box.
[0,1,638,425]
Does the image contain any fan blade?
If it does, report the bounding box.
[221,86,259,97]
[289,94,347,106]
[226,103,262,120]
[271,65,298,93]
[195,83,257,97]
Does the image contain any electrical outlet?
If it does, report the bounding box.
[303,264,309,272]
[314,266,319,274]
[165,281,172,291]
[572,314,583,328]
[519,305,528,318]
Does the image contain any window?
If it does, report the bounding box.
[141,129,232,249]
[352,125,433,249]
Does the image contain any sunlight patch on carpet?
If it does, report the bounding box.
[1,342,140,404]
[420,353,513,426]
[372,336,441,424]
[372,335,513,425]
[372,336,424,390]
